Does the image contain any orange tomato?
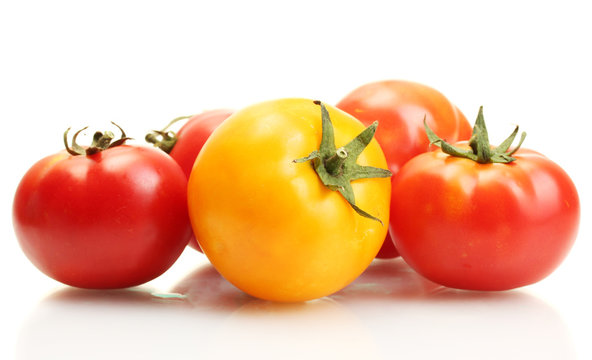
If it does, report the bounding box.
[187,98,391,302]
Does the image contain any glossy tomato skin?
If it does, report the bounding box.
[389,146,580,290]
[170,109,233,178]
[167,109,233,251]
[13,145,192,289]
[337,80,472,259]
[337,80,472,174]
[188,98,391,302]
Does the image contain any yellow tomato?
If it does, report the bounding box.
[187,98,391,302]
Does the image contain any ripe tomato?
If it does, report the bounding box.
[13,125,192,289]
[187,99,391,302]
[389,108,580,290]
[146,109,233,251]
[337,79,472,258]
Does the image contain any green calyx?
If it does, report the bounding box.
[294,100,392,224]
[145,115,193,153]
[425,106,527,164]
[64,122,132,156]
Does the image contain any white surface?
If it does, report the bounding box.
[1,1,591,359]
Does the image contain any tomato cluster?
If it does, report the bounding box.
[12,80,580,301]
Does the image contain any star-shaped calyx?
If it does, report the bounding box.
[425,106,527,164]
[294,100,392,224]
[64,122,132,156]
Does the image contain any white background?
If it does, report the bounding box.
[1,1,590,359]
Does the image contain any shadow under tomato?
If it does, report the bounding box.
[40,286,190,308]
[168,266,383,358]
[331,257,444,302]
[169,263,255,312]
[169,259,443,311]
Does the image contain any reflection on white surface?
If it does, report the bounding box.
[332,260,576,360]
[17,259,575,360]
[16,288,201,360]
[203,298,379,359]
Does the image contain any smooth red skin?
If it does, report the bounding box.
[167,109,233,251]
[337,80,472,259]
[375,234,399,258]
[389,147,580,290]
[170,109,234,179]
[13,145,193,289]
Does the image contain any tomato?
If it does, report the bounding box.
[13,125,192,289]
[337,79,472,258]
[146,109,233,251]
[374,234,399,258]
[389,108,580,290]
[147,109,234,178]
[187,99,391,302]
[337,80,472,175]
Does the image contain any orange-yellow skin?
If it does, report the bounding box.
[187,99,391,302]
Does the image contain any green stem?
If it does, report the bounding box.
[64,122,131,156]
[425,106,527,164]
[145,115,193,153]
[294,101,392,224]
[324,147,348,176]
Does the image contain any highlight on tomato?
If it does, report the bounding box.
[187,98,392,302]
[337,79,472,258]
[146,109,233,251]
[13,123,193,289]
[389,107,580,290]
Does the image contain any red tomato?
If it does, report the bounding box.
[13,126,192,289]
[146,109,233,251]
[389,109,580,290]
[168,110,233,178]
[375,234,399,258]
[337,80,472,258]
